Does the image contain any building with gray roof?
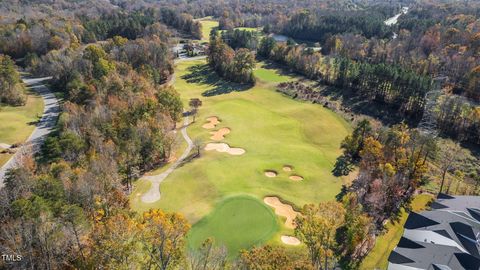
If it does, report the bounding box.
[387,193,480,270]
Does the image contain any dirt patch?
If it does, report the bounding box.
[283,165,293,172]
[289,175,304,181]
[281,235,301,246]
[204,143,245,155]
[264,170,277,178]
[263,196,299,229]
[210,127,230,141]
[202,116,220,129]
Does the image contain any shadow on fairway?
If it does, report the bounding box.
[261,61,298,78]
[181,64,252,97]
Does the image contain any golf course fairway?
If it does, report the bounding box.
[187,195,279,256]
[131,59,351,255]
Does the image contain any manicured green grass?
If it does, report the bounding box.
[360,194,433,270]
[187,195,279,256]
[0,91,43,144]
[253,62,297,84]
[234,27,261,32]
[198,20,219,41]
[0,90,43,166]
[131,59,351,255]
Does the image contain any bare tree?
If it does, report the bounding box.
[438,142,463,195]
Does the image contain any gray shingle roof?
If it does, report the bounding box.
[387,194,480,270]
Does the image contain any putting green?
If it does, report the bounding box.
[187,195,279,256]
[131,59,351,255]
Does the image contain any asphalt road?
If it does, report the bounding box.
[0,76,59,187]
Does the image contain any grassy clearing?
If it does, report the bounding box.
[360,194,433,270]
[198,20,219,41]
[253,62,297,83]
[0,90,43,166]
[187,195,279,256]
[131,59,350,255]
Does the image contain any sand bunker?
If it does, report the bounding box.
[264,170,277,178]
[289,175,304,181]
[205,143,245,155]
[283,165,293,172]
[263,196,299,229]
[202,116,220,129]
[281,235,301,246]
[210,127,231,141]
[0,143,11,149]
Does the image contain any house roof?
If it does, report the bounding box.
[387,194,480,270]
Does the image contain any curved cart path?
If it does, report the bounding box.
[141,115,193,203]
[0,76,59,187]
[140,56,206,203]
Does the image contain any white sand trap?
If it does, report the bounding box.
[264,196,299,229]
[283,165,293,172]
[0,143,12,149]
[264,170,277,178]
[210,127,230,141]
[202,116,220,129]
[281,235,301,246]
[289,175,304,181]
[204,143,245,155]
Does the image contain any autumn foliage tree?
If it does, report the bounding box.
[140,209,190,270]
[0,54,26,106]
[348,124,435,225]
[208,32,256,84]
[239,245,313,270]
[295,201,345,270]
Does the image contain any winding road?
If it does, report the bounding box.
[0,76,59,187]
[141,114,193,203]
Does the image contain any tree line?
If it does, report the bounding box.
[221,29,259,50]
[259,37,432,119]
[0,54,26,106]
[208,31,256,84]
[332,120,437,267]
[281,10,392,43]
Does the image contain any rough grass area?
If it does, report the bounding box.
[131,59,351,255]
[360,194,434,270]
[187,195,279,256]
[0,90,43,166]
